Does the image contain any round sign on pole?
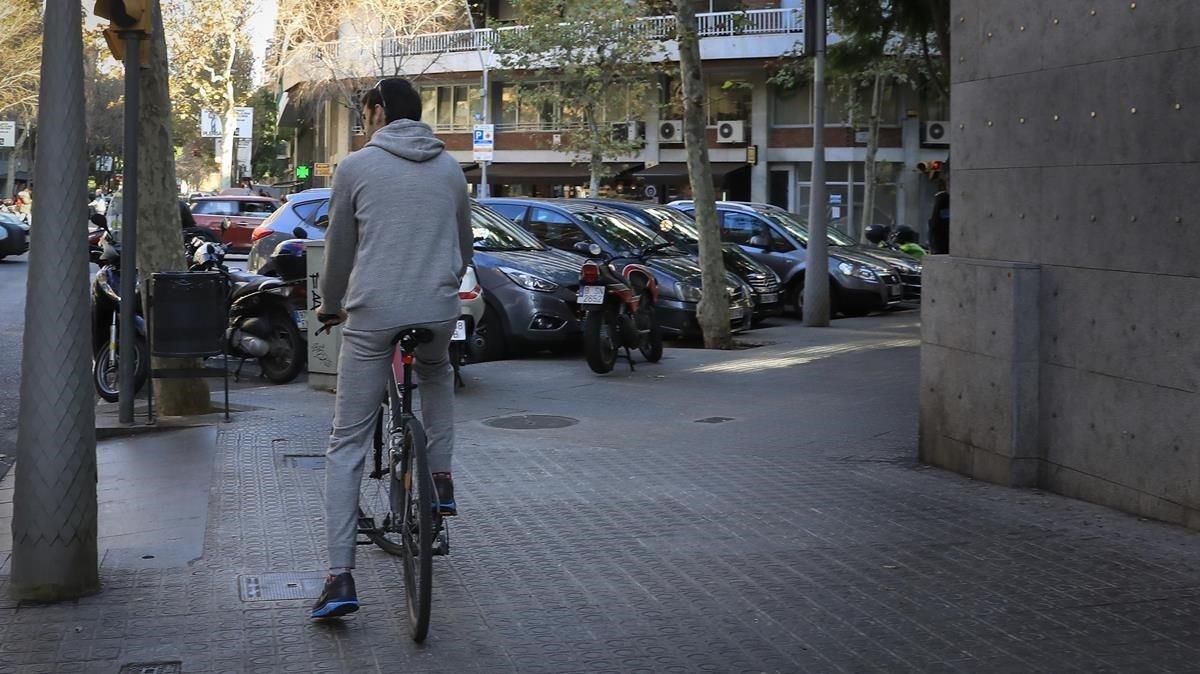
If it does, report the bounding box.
[644,184,658,199]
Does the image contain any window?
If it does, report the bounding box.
[313,200,330,225]
[720,212,767,244]
[419,85,482,132]
[500,83,557,131]
[707,79,752,125]
[191,200,238,216]
[488,203,528,223]
[527,207,591,252]
[237,201,278,217]
[794,161,899,237]
[771,85,810,126]
[290,200,321,223]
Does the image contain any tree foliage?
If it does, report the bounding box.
[273,0,466,118]
[496,0,663,195]
[0,0,41,121]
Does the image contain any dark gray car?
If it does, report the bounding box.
[470,203,587,359]
[670,200,903,316]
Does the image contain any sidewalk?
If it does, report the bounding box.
[2,313,1199,673]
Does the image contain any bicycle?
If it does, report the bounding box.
[355,327,449,642]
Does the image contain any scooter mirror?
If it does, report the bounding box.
[292,226,307,239]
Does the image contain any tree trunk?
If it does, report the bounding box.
[675,0,730,349]
[802,0,830,327]
[6,125,30,198]
[218,30,238,190]
[859,71,882,242]
[140,0,211,416]
[589,135,602,197]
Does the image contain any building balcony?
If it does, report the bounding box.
[281,8,806,91]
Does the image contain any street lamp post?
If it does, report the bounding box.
[11,0,100,601]
[464,0,490,197]
[118,32,142,423]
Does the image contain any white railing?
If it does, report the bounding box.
[382,8,803,58]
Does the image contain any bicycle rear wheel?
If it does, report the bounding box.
[359,403,404,555]
[398,416,434,642]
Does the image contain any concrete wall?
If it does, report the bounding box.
[922,0,1200,529]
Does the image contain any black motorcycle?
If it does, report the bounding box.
[91,228,149,402]
[186,238,305,383]
[573,242,665,374]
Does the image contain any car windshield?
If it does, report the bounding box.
[574,210,675,255]
[758,206,859,246]
[643,206,702,244]
[473,205,545,251]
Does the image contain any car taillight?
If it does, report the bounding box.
[581,263,600,284]
[251,224,273,242]
[458,284,481,301]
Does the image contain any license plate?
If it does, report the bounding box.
[293,310,307,331]
[758,292,779,304]
[729,307,745,320]
[451,319,467,341]
[577,285,605,305]
[889,285,902,297]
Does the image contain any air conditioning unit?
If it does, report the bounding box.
[658,120,683,143]
[924,120,950,145]
[611,121,646,145]
[716,120,746,143]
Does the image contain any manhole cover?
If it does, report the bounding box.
[695,417,735,424]
[119,663,182,674]
[238,572,328,601]
[483,415,579,430]
[284,454,326,469]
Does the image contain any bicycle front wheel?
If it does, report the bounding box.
[398,416,434,642]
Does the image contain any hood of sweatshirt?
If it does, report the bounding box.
[366,120,445,162]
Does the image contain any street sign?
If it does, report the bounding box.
[295,165,311,180]
[0,121,16,148]
[473,123,494,162]
[236,138,252,176]
[200,107,254,138]
[200,110,222,138]
[314,163,332,177]
[96,156,114,172]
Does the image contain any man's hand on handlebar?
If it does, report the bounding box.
[315,308,347,335]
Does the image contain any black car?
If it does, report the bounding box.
[0,212,30,260]
[577,199,784,321]
[481,197,754,338]
[470,203,588,359]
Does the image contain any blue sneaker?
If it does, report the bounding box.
[433,472,457,516]
[311,572,359,619]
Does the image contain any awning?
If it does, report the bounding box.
[463,163,638,185]
[632,162,749,184]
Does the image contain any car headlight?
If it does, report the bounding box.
[837,261,878,282]
[674,282,703,302]
[912,264,923,273]
[499,266,558,292]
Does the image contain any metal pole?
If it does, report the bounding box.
[11,0,99,600]
[802,0,830,327]
[119,33,141,423]
[464,1,490,197]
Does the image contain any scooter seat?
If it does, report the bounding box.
[229,272,285,300]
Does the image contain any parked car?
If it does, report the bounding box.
[246,188,330,274]
[576,198,784,322]
[470,202,588,359]
[0,212,30,260]
[483,198,754,337]
[826,224,923,300]
[669,200,903,317]
[190,195,281,253]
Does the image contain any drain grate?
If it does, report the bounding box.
[483,414,579,430]
[119,663,182,674]
[238,572,329,601]
[695,417,735,424]
[284,454,326,469]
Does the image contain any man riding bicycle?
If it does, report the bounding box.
[312,78,473,619]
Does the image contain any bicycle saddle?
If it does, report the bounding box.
[392,327,435,346]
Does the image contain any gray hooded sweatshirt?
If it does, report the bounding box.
[317,120,473,331]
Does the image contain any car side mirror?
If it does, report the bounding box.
[292,226,306,239]
[748,235,770,249]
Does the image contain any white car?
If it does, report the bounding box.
[452,266,486,384]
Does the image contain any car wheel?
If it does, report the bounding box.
[472,303,508,362]
[788,278,804,318]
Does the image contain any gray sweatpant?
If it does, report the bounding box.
[325,320,455,569]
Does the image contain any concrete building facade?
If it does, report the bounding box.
[276,0,950,236]
[921,0,1200,528]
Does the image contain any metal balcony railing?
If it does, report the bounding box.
[380,7,803,58]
